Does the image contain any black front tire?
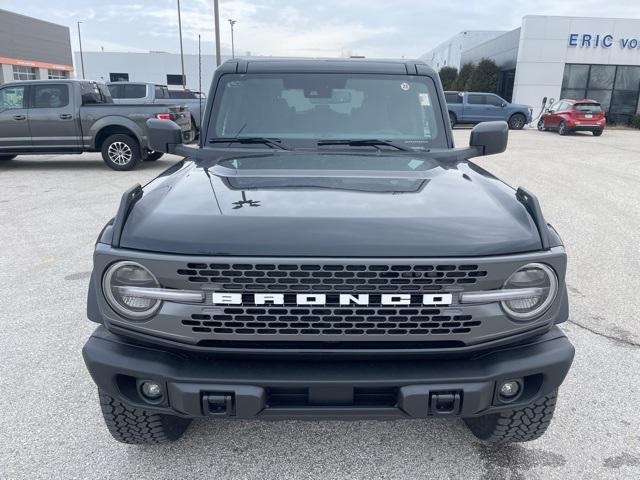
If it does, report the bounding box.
[101,134,141,171]
[449,112,457,128]
[145,151,164,161]
[558,122,568,136]
[464,390,558,445]
[593,129,603,136]
[508,113,526,130]
[0,154,17,161]
[99,389,191,444]
[537,119,546,131]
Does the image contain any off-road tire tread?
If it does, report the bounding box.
[464,390,557,445]
[98,390,190,444]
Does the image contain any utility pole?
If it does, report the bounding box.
[77,21,85,79]
[228,19,237,58]
[213,0,221,66]
[177,0,186,88]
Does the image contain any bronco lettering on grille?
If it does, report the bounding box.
[211,293,453,306]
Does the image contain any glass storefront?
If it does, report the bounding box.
[561,63,640,124]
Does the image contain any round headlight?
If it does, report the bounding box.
[501,263,558,320]
[103,261,161,319]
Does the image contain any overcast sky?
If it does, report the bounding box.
[5,0,640,58]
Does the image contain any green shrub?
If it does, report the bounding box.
[467,58,499,93]
[438,66,458,90]
[631,114,640,129]
[454,63,475,91]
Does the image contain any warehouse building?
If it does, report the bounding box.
[73,51,237,93]
[423,15,640,123]
[420,30,506,71]
[0,9,73,84]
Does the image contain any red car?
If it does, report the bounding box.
[538,99,605,136]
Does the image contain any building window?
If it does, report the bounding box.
[561,64,640,124]
[12,65,37,81]
[561,64,589,90]
[48,69,69,80]
[109,72,129,82]
[167,74,185,86]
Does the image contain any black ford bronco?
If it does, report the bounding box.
[83,58,574,445]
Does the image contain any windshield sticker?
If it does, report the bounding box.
[418,93,430,106]
[400,82,410,91]
[407,159,424,170]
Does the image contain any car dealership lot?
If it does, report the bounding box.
[1,128,639,479]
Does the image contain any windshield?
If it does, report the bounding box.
[208,73,445,148]
[574,103,601,113]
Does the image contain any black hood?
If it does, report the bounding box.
[120,152,542,257]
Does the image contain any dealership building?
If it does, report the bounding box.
[0,9,73,84]
[422,15,640,122]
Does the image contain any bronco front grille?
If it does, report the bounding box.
[181,307,480,337]
[177,263,488,292]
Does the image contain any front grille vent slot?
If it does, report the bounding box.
[181,308,480,337]
[177,263,487,292]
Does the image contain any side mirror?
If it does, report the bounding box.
[469,121,508,156]
[501,102,507,107]
[147,118,184,154]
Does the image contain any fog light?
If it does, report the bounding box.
[141,381,163,399]
[499,380,520,398]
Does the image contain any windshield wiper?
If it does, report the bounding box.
[209,137,291,150]
[317,139,412,151]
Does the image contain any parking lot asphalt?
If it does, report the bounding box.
[1,128,639,480]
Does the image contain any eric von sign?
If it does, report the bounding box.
[568,33,640,49]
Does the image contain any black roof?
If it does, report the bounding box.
[218,57,437,76]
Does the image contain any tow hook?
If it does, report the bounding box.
[202,392,235,416]
[429,391,462,416]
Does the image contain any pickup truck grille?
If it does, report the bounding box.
[177,262,488,293]
[99,250,566,351]
[181,307,480,337]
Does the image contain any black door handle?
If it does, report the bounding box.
[59,114,72,120]
[13,114,26,121]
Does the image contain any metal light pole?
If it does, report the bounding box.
[177,0,186,88]
[228,19,237,58]
[213,0,221,66]
[77,21,85,79]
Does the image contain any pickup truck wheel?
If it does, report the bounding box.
[98,389,191,444]
[145,151,164,161]
[464,390,557,445]
[508,113,526,130]
[0,154,17,161]
[102,134,141,171]
[448,112,457,128]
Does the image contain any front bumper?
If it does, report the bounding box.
[83,326,574,420]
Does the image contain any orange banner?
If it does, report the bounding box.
[0,56,74,72]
